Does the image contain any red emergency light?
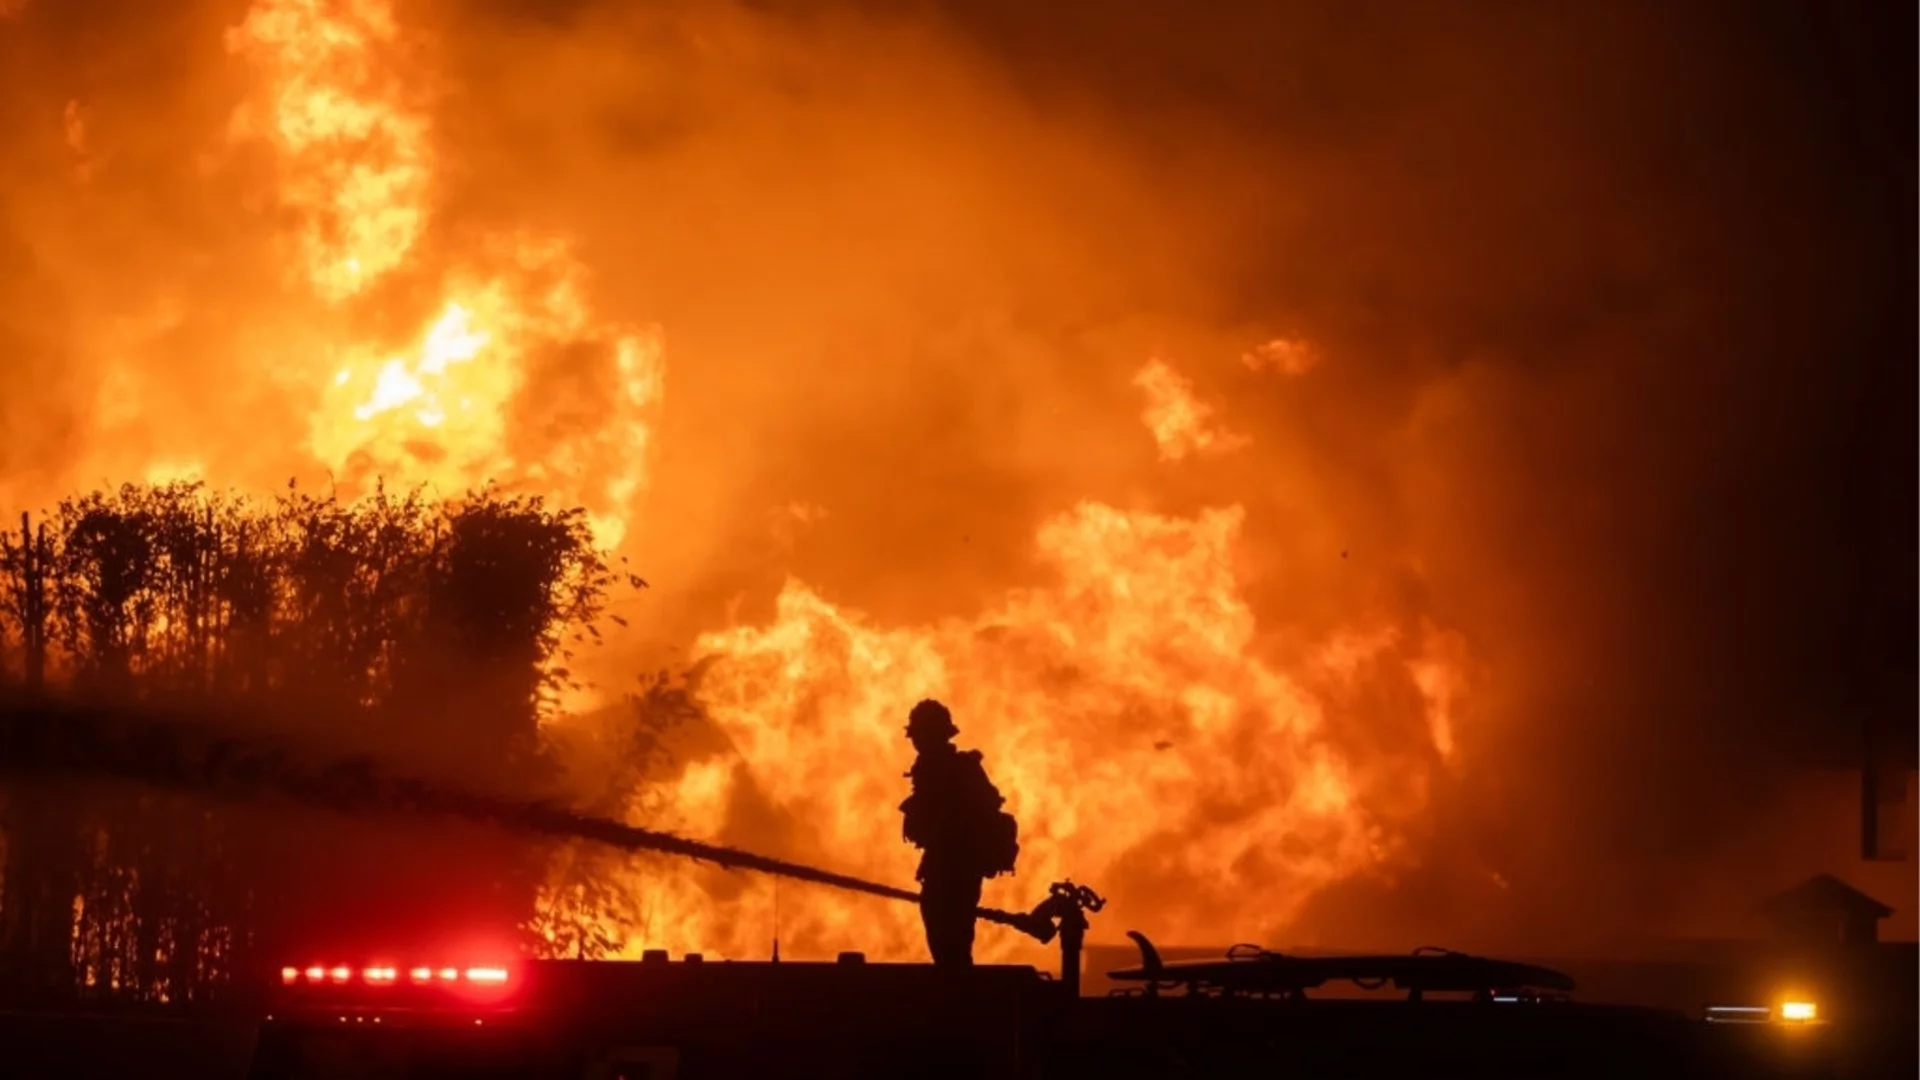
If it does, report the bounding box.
[278,963,514,989]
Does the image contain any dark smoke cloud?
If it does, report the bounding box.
[433,0,1913,948]
[0,0,1910,952]
[922,0,1916,949]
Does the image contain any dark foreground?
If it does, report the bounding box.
[0,959,1910,1080]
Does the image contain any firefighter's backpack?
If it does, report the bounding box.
[980,807,1020,878]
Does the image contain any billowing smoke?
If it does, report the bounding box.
[0,0,1910,959]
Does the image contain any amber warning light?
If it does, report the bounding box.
[1704,1000,1823,1026]
[1777,1001,1817,1023]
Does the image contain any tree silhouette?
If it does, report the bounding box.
[0,480,620,1004]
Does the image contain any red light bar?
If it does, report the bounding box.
[279,961,513,989]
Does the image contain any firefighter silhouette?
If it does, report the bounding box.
[899,698,1019,966]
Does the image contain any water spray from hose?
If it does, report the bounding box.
[0,693,1086,946]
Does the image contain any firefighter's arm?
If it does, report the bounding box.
[900,794,925,845]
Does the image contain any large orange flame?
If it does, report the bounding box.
[207,0,1468,962]
[228,0,663,550]
[227,0,429,303]
[579,475,1466,962]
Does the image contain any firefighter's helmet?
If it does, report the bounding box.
[906,699,958,740]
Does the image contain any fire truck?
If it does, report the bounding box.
[245,884,1857,1080]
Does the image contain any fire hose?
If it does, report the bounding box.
[0,693,1102,979]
